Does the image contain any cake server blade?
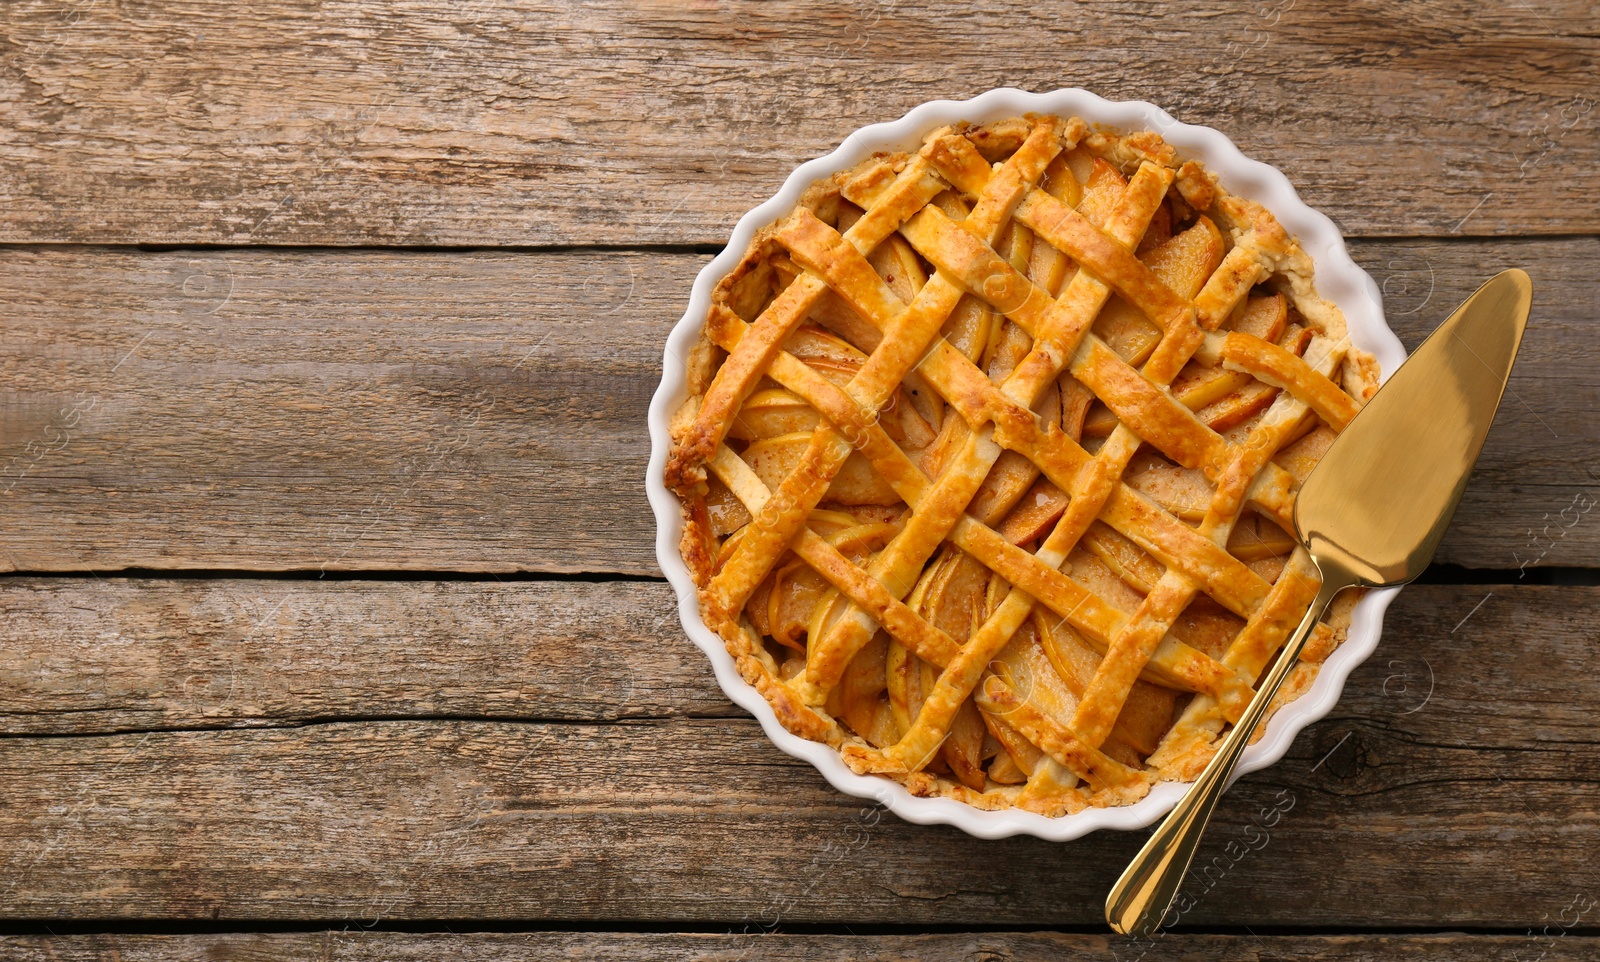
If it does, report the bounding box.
[1106,268,1533,937]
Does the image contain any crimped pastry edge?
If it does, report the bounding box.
[646,88,1407,840]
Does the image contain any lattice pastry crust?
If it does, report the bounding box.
[665,115,1378,815]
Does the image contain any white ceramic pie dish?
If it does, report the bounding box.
[646,87,1409,841]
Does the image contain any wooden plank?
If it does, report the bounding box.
[2,932,1598,962]
[0,579,732,736]
[0,245,667,575]
[0,239,1593,574]
[0,579,1587,740]
[1366,237,1600,573]
[1,1,1595,245]
[0,582,1594,926]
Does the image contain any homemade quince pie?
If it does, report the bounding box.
[664,115,1378,815]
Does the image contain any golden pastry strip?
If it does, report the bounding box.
[667,159,948,490]
[708,121,1068,622]
[1207,331,1361,432]
[701,306,1242,697]
[920,130,1304,527]
[851,151,1302,530]
[857,161,1234,780]
[795,127,1116,691]
[974,676,1151,795]
[710,445,961,667]
[1147,547,1327,780]
[863,135,1273,790]
[803,159,1168,687]
[706,152,1259,792]
[1069,335,1348,747]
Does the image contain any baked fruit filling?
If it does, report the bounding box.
[666,115,1377,815]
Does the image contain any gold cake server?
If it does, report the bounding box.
[1106,269,1533,936]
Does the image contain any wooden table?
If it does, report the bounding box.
[2,2,1596,958]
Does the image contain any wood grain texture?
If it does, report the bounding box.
[0,581,1594,926]
[0,579,1588,739]
[0,579,730,736]
[3,932,1598,962]
[1,0,1593,943]
[0,239,1594,574]
[0,245,660,574]
[1,1,1595,246]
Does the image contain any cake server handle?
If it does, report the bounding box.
[1104,574,1349,936]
